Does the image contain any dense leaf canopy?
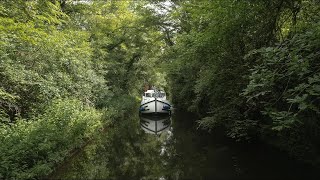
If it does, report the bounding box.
[1,0,320,179]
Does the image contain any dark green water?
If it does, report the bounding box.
[49,111,320,180]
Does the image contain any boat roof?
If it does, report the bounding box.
[145,90,165,93]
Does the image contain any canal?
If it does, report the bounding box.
[49,110,319,179]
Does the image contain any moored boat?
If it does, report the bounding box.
[139,89,171,114]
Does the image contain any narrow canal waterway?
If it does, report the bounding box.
[50,110,320,179]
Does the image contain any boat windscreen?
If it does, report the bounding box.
[152,92,165,98]
[145,91,165,98]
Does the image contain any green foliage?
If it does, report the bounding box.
[2,0,319,177]
[0,1,165,179]
[86,1,165,96]
[0,0,67,24]
[0,2,106,118]
[243,21,320,161]
[0,99,102,179]
[165,0,287,134]
[164,0,320,162]
[102,95,139,122]
[244,22,320,129]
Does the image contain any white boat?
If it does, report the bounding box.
[139,89,171,114]
[140,115,171,135]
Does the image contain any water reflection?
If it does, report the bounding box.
[49,110,320,180]
[140,115,171,135]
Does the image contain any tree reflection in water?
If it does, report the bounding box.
[51,112,173,180]
[50,111,319,180]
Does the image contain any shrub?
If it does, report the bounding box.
[0,98,102,179]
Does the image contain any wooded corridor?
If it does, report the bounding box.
[1,0,320,179]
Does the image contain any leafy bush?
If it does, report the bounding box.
[244,22,320,130]
[243,22,320,161]
[0,4,106,119]
[0,99,102,179]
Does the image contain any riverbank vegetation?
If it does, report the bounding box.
[164,0,320,165]
[0,1,163,179]
[1,0,320,179]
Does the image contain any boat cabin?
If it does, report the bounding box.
[144,90,166,99]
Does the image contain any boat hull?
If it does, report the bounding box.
[140,99,171,114]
